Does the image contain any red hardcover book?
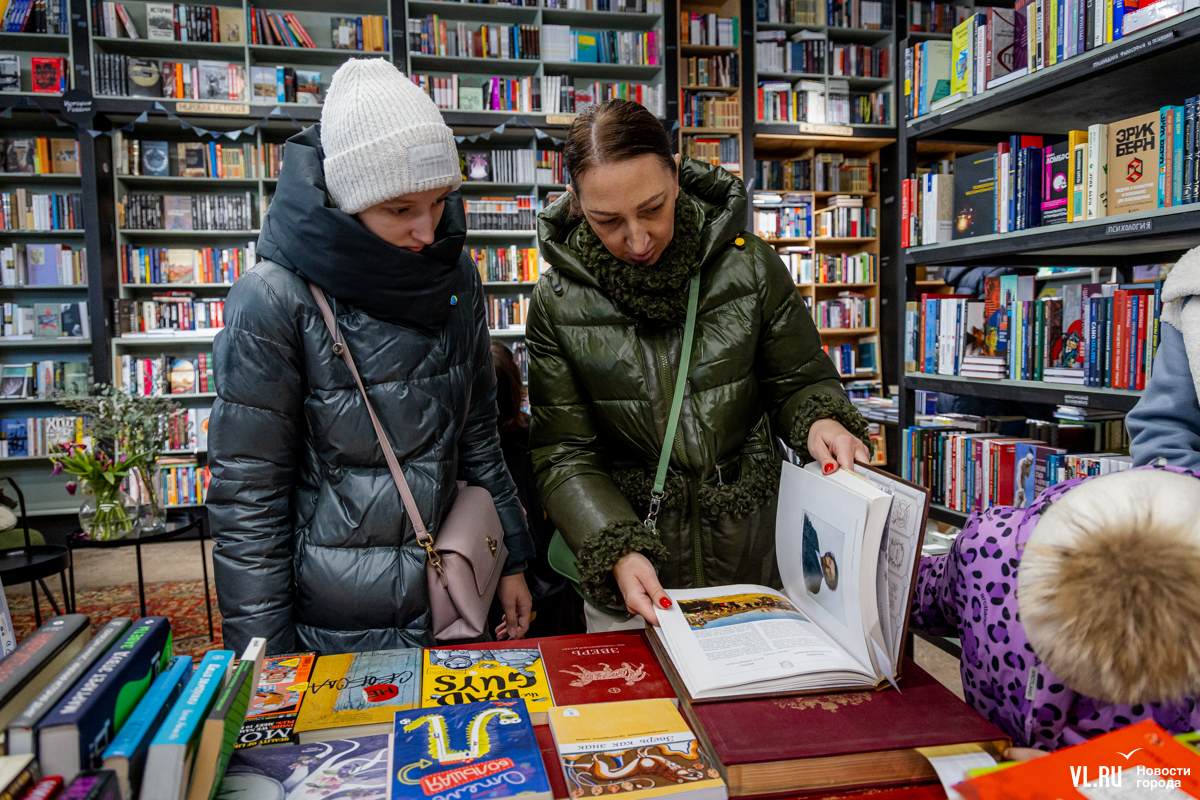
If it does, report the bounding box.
[685,660,1009,798]
[538,633,675,706]
[1111,290,1126,389]
[1133,288,1153,390]
[995,439,1038,505]
[900,178,910,248]
[30,57,65,94]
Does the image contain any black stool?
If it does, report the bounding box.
[0,477,73,626]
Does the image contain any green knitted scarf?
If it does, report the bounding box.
[576,192,704,324]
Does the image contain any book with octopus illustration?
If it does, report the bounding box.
[293,649,421,744]
[547,698,726,800]
[391,699,552,800]
[421,648,553,724]
[648,462,929,701]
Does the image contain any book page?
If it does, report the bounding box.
[854,465,928,667]
[776,463,879,672]
[658,584,870,695]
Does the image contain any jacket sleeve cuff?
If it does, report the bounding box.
[577,521,669,609]
[787,392,873,463]
[501,559,529,577]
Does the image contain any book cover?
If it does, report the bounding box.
[236,651,316,749]
[177,143,206,178]
[100,655,192,800]
[185,659,255,800]
[217,7,243,42]
[33,302,59,338]
[222,735,390,798]
[422,648,552,721]
[1070,139,1088,221]
[1013,442,1066,507]
[465,152,491,181]
[295,649,420,740]
[196,60,230,100]
[30,57,65,93]
[38,617,172,783]
[538,634,674,706]
[951,18,973,97]
[140,141,169,177]
[688,660,1007,797]
[126,59,162,97]
[140,650,234,800]
[163,195,193,230]
[958,720,1200,800]
[0,614,90,732]
[549,699,723,800]
[392,700,552,800]
[986,7,1016,83]
[5,138,33,173]
[25,244,59,286]
[50,138,78,175]
[145,3,174,40]
[0,54,19,92]
[952,147,997,238]
[7,618,130,757]
[331,17,356,49]
[60,302,84,338]
[1041,141,1070,225]
[1108,110,1159,216]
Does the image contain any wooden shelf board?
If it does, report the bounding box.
[818,327,877,335]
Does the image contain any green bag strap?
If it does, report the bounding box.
[645,273,701,532]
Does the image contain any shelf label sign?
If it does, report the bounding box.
[798,122,854,136]
[1105,219,1152,235]
[1063,394,1090,406]
[175,102,250,116]
[544,114,577,126]
[1091,30,1177,70]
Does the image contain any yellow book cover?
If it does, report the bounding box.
[951,19,973,97]
[1066,130,1088,222]
[421,648,553,722]
[548,699,727,800]
[293,648,421,734]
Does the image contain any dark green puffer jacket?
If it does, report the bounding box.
[527,158,869,608]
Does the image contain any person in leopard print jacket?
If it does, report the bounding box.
[911,464,1200,753]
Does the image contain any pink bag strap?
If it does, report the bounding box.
[306,282,442,572]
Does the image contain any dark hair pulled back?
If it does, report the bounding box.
[563,99,676,212]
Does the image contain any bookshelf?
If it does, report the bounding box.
[752,133,891,393]
[678,0,745,176]
[892,4,1200,523]
[750,0,896,137]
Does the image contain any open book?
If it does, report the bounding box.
[651,461,930,701]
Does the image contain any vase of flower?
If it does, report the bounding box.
[130,465,166,536]
[77,480,140,541]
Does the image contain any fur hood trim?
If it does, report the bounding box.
[1019,469,1200,705]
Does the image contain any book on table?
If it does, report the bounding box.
[235,651,316,749]
[293,648,420,743]
[650,461,930,701]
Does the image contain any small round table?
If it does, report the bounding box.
[67,511,214,641]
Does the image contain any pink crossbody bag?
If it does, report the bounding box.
[308,282,507,642]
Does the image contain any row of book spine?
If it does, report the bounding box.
[464,196,538,230]
[814,292,875,328]
[158,459,210,504]
[118,192,254,231]
[120,244,252,285]
[681,92,740,127]
[0,192,80,231]
[469,246,542,283]
[409,17,542,59]
[113,296,225,333]
[118,351,214,396]
[756,0,892,29]
[0,359,90,401]
[0,413,90,458]
[114,135,285,180]
[683,53,739,87]
[486,292,530,330]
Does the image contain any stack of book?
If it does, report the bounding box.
[0,138,78,175]
[0,360,90,399]
[463,149,537,183]
[814,198,877,237]
[823,335,879,376]
[119,244,253,285]
[118,193,255,231]
[753,194,812,238]
[118,352,214,396]
[905,275,1161,389]
[486,293,530,331]
[755,29,826,73]
[0,192,81,231]
[756,79,827,123]
[545,0,662,10]
[815,153,875,192]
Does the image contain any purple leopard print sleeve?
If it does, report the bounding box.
[909,465,1200,750]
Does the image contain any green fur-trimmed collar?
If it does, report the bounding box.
[576,191,703,324]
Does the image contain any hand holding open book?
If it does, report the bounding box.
[651,461,929,700]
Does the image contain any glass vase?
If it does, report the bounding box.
[129,465,165,536]
[78,481,139,542]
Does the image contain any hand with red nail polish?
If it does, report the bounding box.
[808,418,873,476]
[613,552,670,626]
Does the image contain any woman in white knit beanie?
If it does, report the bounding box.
[206,58,536,655]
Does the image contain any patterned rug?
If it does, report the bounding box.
[4,579,225,659]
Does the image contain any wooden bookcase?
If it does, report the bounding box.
[678,0,744,176]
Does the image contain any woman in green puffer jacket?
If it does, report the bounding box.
[527,99,871,630]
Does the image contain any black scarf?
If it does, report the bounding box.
[576,192,703,324]
[257,126,466,334]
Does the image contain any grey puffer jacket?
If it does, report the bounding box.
[207,126,534,656]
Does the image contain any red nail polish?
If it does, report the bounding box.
[824,463,835,474]
[659,596,672,609]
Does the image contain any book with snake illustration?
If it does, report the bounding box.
[548,698,726,800]
[421,648,553,723]
[294,649,421,744]
[391,699,552,800]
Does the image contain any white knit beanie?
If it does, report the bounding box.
[320,58,462,214]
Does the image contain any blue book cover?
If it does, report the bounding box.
[1173,107,1185,205]
[223,735,390,798]
[38,616,172,781]
[1113,0,1124,39]
[391,699,551,800]
[149,650,232,750]
[101,655,192,799]
[575,31,598,62]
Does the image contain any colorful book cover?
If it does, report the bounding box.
[1042,142,1071,225]
[1013,442,1066,507]
[1107,110,1159,216]
[952,147,997,238]
[548,699,724,800]
[295,649,420,736]
[222,735,390,799]
[38,617,172,781]
[391,700,552,800]
[983,277,1007,358]
[100,655,192,800]
[422,649,552,721]
[538,635,675,707]
[236,652,316,749]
